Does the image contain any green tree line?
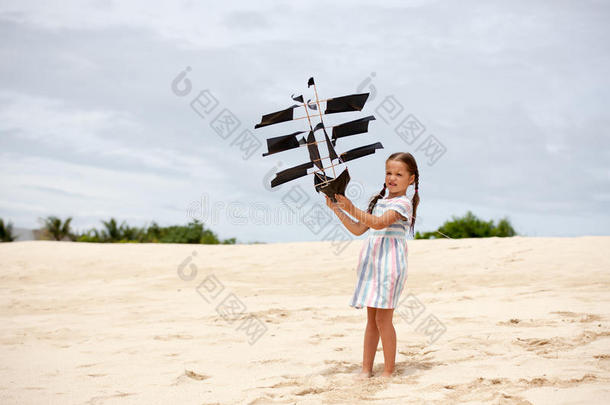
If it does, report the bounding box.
[0,217,236,244]
[415,210,517,239]
[1,211,516,243]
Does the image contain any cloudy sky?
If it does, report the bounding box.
[1,0,608,243]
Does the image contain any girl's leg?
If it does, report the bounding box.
[375,308,396,377]
[356,306,379,378]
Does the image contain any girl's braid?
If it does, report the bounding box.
[366,182,387,214]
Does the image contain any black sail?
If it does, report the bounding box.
[306,130,324,171]
[255,104,299,129]
[312,122,340,162]
[339,142,384,163]
[271,161,314,187]
[331,115,376,145]
[324,93,369,115]
[314,168,351,203]
[313,171,330,192]
[324,130,340,162]
[313,122,325,132]
[262,131,307,156]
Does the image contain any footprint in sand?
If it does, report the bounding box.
[295,387,326,396]
[246,393,278,404]
[251,358,285,365]
[87,391,135,404]
[76,363,96,368]
[550,311,603,323]
[309,332,346,345]
[153,334,193,340]
[497,317,557,327]
[171,369,211,386]
[185,369,210,381]
[514,329,610,355]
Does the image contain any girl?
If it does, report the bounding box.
[324,152,420,379]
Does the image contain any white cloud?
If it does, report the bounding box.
[0,0,608,240]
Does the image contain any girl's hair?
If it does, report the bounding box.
[366,152,420,236]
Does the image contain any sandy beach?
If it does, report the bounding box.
[1,236,609,404]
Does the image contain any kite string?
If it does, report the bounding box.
[434,230,454,239]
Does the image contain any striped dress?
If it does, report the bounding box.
[349,194,413,309]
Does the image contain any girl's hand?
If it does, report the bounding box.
[334,193,354,213]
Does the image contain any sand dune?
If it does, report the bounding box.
[0,236,609,404]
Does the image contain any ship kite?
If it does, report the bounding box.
[255,77,384,202]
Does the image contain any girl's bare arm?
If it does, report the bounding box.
[348,207,402,230]
[325,196,369,236]
[334,194,402,230]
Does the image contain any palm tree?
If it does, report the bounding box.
[119,223,145,242]
[101,218,124,242]
[39,216,74,241]
[0,218,17,242]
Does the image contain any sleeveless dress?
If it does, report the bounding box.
[349,194,412,309]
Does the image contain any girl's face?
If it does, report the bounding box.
[385,160,414,195]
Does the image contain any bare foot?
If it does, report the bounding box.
[380,370,394,378]
[354,370,373,380]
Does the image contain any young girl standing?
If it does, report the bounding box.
[324,152,420,379]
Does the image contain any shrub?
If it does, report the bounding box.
[0,218,16,242]
[415,211,517,239]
